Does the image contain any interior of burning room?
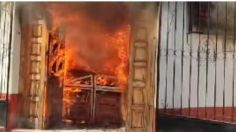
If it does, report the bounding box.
[45,2,131,128]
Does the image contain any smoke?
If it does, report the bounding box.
[44,2,130,32]
[43,2,130,74]
[191,2,236,35]
[80,3,130,32]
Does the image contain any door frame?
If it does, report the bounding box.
[126,3,160,132]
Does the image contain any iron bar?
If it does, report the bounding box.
[156,2,162,123]
[205,2,210,118]
[172,2,177,112]
[6,2,14,129]
[197,2,201,118]
[213,2,219,121]
[164,2,170,112]
[0,4,7,97]
[232,2,236,122]
[223,2,227,119]
[0,4,2,94]
[188,2,193,116]
[180,2,185,115]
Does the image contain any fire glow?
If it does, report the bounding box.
[45,3,130,120]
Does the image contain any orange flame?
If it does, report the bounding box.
[45,3,130,119]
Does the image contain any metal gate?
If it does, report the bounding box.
[0,2,14,129]
[64,74,122,126]
[158,2,236,123]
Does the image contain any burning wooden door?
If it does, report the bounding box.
[46,29,65,128]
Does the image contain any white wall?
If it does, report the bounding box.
[0,2,20,95]
[159,2,236,109]
[9,3,21,94]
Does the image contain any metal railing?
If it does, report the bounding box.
[0,2,14,128]
[158,2,236,122]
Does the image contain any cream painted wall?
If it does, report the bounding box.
[159,2,236,109]
[0,2,21,94]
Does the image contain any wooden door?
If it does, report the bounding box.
[46,29,65,128]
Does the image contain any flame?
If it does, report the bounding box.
[45,3,130,119]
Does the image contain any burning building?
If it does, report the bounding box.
[0,2,159,132]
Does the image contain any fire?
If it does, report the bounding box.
[45,3,130,120]
[96,76,109,86]
[96,75,117,87]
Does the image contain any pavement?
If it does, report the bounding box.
[158,115,236,132]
